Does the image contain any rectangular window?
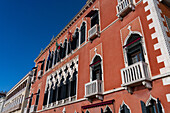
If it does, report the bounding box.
[91,11,99,28]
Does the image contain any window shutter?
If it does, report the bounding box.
[140,101,147,113]
[157,98,163,113]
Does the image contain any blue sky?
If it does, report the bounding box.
[0,0,87,92]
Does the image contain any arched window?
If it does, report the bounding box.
[70,70,77,96]
[54,48,58,65]
[43,85,49,106]
[104,106,112,113]
[119,103,130,113]
[65,74,71,98]
[62,39,67,58]
[86,110,90,113]
[58,76,64,100]
[49,83,54,104]
[67,38,72,55]
[35,90,40,111]
[59,43,64,60]
[80,22,86,44]
[45,50,51,71]
[90,56,102,81]
[49,51,54,69]
[124,34,145,66]
[52,79,58,103]
[141,97,164,113]
[71,28,79,50]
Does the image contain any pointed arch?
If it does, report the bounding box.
[123,32,145,66]
[80,21,86,44]
[90,55,103,81]
[104,105,113,113]
[119,101,131,113]
[85,109,90,113]
[144,95,165,113]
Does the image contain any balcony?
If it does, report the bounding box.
[121,61,152,92]
[37,70,43,79]
[88,24,100,41]
[116,0,135,19]
[85,80,103,101]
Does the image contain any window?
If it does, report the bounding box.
[91,11,99,28]
[52,79,58,103]
[141,98,164,113]
[62,39,67,58]
[35,90,40,111]
[124,34,145,66]
[58,76,64,100]
[90,56,102,81]
[65,73,70,98]
[59,43,64,59]
[70,71,77,96]
[49,51,54,69]
[43,85,49,106]
[104,106,112,113]
[86,110,90,113]
[72,28,79,50]
[49,83,54,104]
[67,38,72,55]
[119,103,130,113]
[40,60,45,73]
[45,50,51,71]
[80,22,86,44]
[28,94,33,111]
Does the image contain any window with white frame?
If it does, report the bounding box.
[123,34,145,66]
[140,97,164,113]
[91,11,99,28]
[35,90,40,111]
[119,103,131,113]
[43,57,78,108]
[90,55,102,81]
[80,22,86,44]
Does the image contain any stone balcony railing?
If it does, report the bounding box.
[116,0,135,19]
[84,80,103,101]
[121,61,152,91]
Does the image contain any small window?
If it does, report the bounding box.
[62,39,67,58]
[35,90,40,111]
[91,11,99,28]
[80,22,86,44]
[90,56,102,81]
[124,34,145,66]
[28,94,33,111]
[43,86,49,106]
[70,71,77,96]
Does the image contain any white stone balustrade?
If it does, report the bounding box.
[121,61,151,87]
[85,80,103,98]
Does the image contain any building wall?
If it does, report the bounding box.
[28,0,170,113]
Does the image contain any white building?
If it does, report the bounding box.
[2,72,32,113]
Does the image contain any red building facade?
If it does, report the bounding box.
[25,0,170,113]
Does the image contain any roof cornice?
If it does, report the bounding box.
[34,0,96,62]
